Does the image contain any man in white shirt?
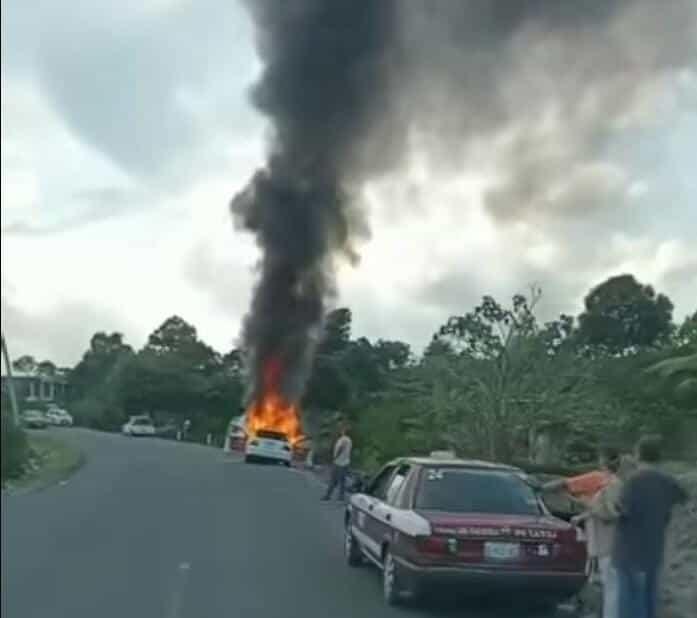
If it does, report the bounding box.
[321,424,352,501]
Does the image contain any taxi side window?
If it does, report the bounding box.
[386,464,411,507]
[368,465,396,501]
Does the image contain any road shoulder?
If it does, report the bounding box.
[2,431,85,495]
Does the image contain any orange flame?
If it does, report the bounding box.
[245,357,304,446]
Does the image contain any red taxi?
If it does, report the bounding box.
[344,454,587,608]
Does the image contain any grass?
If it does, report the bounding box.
[3,432,85,493]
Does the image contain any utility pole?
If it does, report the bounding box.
[1,332,21,426]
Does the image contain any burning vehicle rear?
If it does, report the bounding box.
[240,357,306,467]
[245,429,292,466]
[344,455,587,608]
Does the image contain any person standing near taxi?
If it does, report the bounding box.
[321,424,353,502]
[542,446,619,504]
[542,446,621,581]
[572,453,634,618]
[613,436,687,618]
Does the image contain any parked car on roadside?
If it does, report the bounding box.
[343,453,587,609]
[21,409,48,429]
[224,415,247,452]
[122,415,156,437]
[45,407,73,426]
[245,429,292,466]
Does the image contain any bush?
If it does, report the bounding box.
[1,408,29,482]
[70,396,127,431]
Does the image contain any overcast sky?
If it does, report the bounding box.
[2,0,696,366]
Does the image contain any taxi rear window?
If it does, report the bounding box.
[415,468,541,515]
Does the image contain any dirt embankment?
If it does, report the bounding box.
[662,470,697,618]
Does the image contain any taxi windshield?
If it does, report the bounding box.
[415,468,541,516]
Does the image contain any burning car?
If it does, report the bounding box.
[241,357,306,466]
[344,454,587,608]
[245,429,293,466]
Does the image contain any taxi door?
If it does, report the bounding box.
[350,464,396,562]
[367,464,413,563]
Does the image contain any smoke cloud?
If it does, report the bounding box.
[232,0,696,402]
[231,0,401,401]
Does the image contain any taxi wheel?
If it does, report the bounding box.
[383,550,406,606]
[344,527,363,567]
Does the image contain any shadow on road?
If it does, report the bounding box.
[400,596,571,617]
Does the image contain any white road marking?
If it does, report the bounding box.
[166,562,192,618]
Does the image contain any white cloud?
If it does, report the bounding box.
[1,0,695,365]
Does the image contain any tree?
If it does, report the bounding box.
[145,316,221,375]
[676,311,697,350]
[146,316,198,354]
[577,274,674,352]
[320,308,352,354]
[37,360,57,376]
[427,290,605,462]
[70,332,133,397]
[374,340,411,370]
[645,353,697,408]
[12,355,36,373]
[69,332,134,428]
[304,309,354,413]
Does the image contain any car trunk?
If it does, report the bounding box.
[414,512,585,571]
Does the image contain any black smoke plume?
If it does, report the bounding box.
[232,0,696,403]
[231,0,399,402]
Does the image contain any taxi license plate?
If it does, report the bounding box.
[484,542,520,560]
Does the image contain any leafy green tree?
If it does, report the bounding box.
[144,316,221,375]
[12,355,36,373]
[425,290,605,462]
[37,360,57,376]
[577,274,674,352]
[70,332,133,402]
[645,353,697,408]
[675,311,697,350]
[304,309,354,413]
[374,339,411,370]
[320,308,352,354]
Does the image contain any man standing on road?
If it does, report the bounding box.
[321,424,352,502]
[613,435,688,618]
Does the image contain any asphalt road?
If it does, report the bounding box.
[2,429,568,618]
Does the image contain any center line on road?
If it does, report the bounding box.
[166,561,192,618]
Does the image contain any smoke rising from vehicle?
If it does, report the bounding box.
[232,0,697,403]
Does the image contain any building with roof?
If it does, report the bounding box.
[1,367,71,407]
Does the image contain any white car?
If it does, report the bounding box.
[46,408,73,426]
[122,416,156,437]
[245,429,292,466]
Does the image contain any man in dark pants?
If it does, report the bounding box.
[321,424,352,502]
[613,435,688,618]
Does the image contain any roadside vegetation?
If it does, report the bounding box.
[12,272,696,470]
[7,273,695,615]
[1,401,29,483]
[1,430,84,492]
